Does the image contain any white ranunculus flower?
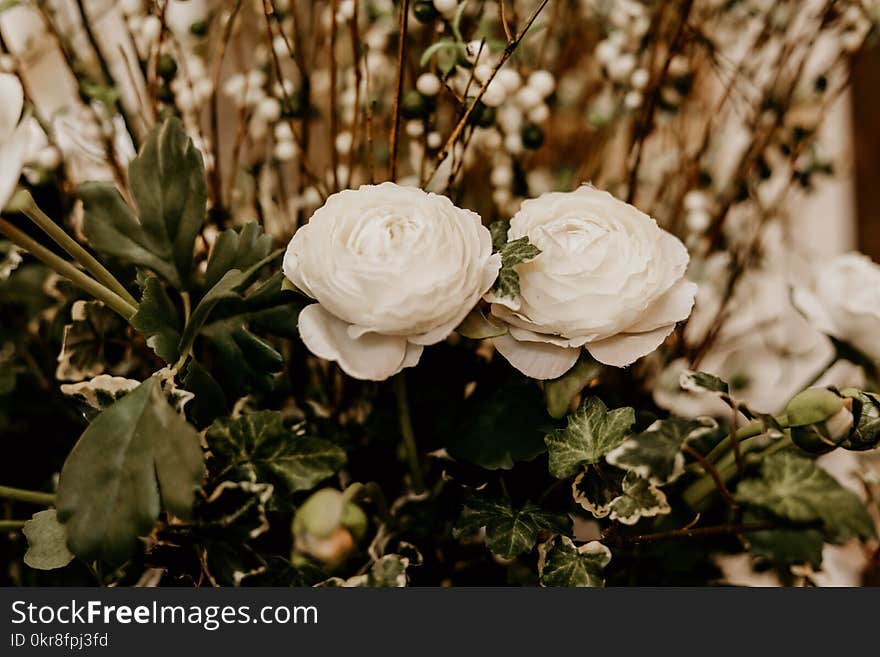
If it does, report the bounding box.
[284,182,501,381]
[793,252,880,363]
[487,186,697,379]
[0,73,30,210]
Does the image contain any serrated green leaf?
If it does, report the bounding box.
[82,118,205,288]
[206,411,346,497]
[537,535,610,587]
[131,275,181,362]
[454,494,570,559]
[735,452,876,543]
[608,471,670,525]
[201,316,284,396]
[22,510,75,570]
[204,223,273,290]
[56,376,205,564]
[544,397,635,479]
[544,356,603,419]
[606,417,716,485]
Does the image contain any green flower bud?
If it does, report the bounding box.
[292,488,367,566]
[839,388,880,451]
[786,388,853,454]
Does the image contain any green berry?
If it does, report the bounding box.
[158,54,178,82]
[401,90,430,119]
[521,124,544,149]
[413,1,439,23]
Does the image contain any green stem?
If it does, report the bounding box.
[394,373,426,493]
[706,419,776,464]
[0,520,27,531]
[0,219,137,321]
[683,433,794,509]
[0,484,55,506]
[19,192,138,307]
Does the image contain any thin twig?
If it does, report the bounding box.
[629,521,776,543]
[388,0,412,181]
[421,0,551,188]
[683,444,738,508]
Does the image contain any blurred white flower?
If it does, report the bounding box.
[793,252,880,363]
[0,74,30,210]
[488,186,697,379]
[283,183,501,380]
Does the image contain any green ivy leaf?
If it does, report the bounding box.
[680,370,729,395]
[544,356,603,419]
[56,300,130,382]
[454,494,570,559]
[742,512,824,567]
[82,117,206,288]
[56,376,205,564]
[22,510,75,570]
[206,411,346,497]
[544,397,635,479]
[606,417,716,485]
[319,552,418,587]
[572,468,619,519]
[446,374,549,470]
[131,275,181,363]
[608,471,671,525]
[490,235,541,303]
[537,535,611,587]
[735,452,876,543]
[204,223,273,290]
[60,374,140,421]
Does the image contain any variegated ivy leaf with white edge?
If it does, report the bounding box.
[537,535,611,587]
[608,471,671,525]
[22,510,75,571]
[318,550,421,588]
[606,416,717,485]
[484,228,542,309]
[572,468,618,519]
[60,375,140,418]
[680,370,733,405]
[544,396,635,479]
[0,241,22,280]
[56,300,132,382]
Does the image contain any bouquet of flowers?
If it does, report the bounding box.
[1,0,879,587]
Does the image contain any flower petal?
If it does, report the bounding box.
[586,325,674,367]
[791,285,837,336]
[0,73,23,137]
[0,120,30,211]
[627,279,698,333]
[298,304,414,381]
[492,332,580,380]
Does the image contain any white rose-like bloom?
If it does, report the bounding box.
[488,186,697,379]
[0,73,30,210]
[793,252,880,362]
[284,183,501,380]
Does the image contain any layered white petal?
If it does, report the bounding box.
[492,332,580,380]
[298,304,416,381]
[0,73,23,138]
[626,279,698,333]
[586,325,674,367]
[0,121,30,210]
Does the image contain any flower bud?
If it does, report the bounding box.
[786,388,853,454]
[838,388,880,451]
[292,488,368,567]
